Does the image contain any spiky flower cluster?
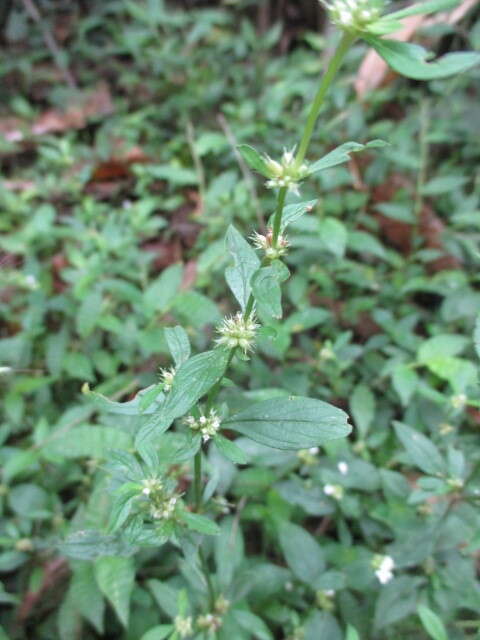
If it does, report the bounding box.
[323,0,383,32]
[140,477,180,521]
[264,148,309,195]
[196,613,223,633]
[159,366,176,391]
[216,312,259,354]
[251,228,289,260]
[184,409,221,442]
[174,615,193,638]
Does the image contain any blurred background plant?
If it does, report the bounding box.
[1,1,480,638]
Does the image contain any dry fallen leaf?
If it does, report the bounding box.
[355,0,478,97]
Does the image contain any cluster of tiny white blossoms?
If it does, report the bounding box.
[174,615,193,638]
[141,477,163,497]
[196,613,222,633]
[297,446,319,465]
[140,477,180,521]
[264,148,309,195]
[323,0,383,32]
[323,483,344,500]
[216,312,259,354]
[184,409,221,442]
[159,366,176,391]
[251,228,289,260]
[372,554,395,585]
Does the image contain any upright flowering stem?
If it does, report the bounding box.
[295,31,356,168]
[271,186,288,246]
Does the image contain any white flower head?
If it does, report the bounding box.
[450,393,467,410]
[197,613,222,632]
[323,484,344,500]
[263,147,310,195]
[184,408,221,442]
[216,312,259,354]
[251,228,289,260]
[174,615,193,638]
[372,554,395,585]
[322,0,383,32]
[337,461,349,475]
[159,366,176,392]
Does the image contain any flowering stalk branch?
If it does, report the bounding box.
[295,31,356,168]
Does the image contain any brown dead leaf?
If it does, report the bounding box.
[32,82,113,135]
[356,0,479,97]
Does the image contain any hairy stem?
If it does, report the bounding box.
[295,31,355,168]
[271,186,288,245]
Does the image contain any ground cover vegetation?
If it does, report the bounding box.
[1,0,480,638]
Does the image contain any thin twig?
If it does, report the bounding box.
[217,113,264,231]
[20,0,77,89]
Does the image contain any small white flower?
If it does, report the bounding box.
[323,589,335,597]
[263,147,310,195]
[0,367,13,375]
[184,409,221,442]
[216,312,259,354]
[337,461,349,475]
[450,393,467,410]
[251,229,289,260]
[174,615,193,638]
[323,484,344,500]
[309,447,319,455]
[372,554,395,585]
[24,274,39,290]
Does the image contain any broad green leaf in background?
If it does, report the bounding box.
[345,625,360,640]
[417,605,449,640]
[310,140,386,174]
[44,425,131,459]
[365,37,480,80]
[179,511,220,535]
[164,325,191,366]
[418,334,468,363]
[139,626,172,640]
[143,263,183,314]
[70,562,105,634]
[251,261,289,320]
[76,289,103,337]
[374,576,419,630]
[233,609,273,640]
[278,521,325,583]
[350,383,375,438]
[214,434,249,464]
[225,225,260,312]
[215,516,245,589]
[318,217,347,258]
[237,144,271,177]
[224,396,351,450]
[95,556,135,628]
[392,364,418,406]
[394,422,445,476]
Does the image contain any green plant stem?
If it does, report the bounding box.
[194,450,202,510]
[204,32,356,411]
[199,546,215,609]
[295,31,355,168]
[271,186,288,245]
